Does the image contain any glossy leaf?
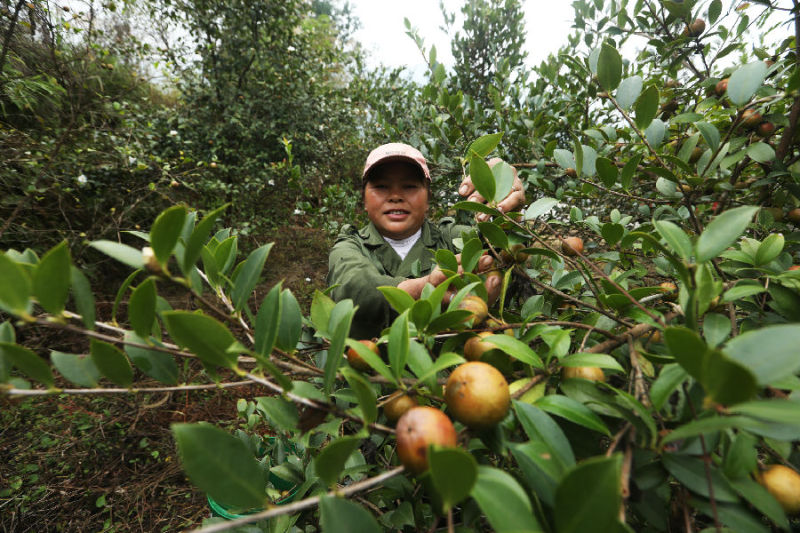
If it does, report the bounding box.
[344,339,395,384]
[484,334,543,368]
[162,311,237,369]
[181,204,227,275]
[341,367,377,424]
[32,240,71,315]
[466,132,503,158]
[747,141,775,163]
[0,342,54,387]
[597,43,622,91]
[754,233,783,266]
[172,423,266,510]
[664,326,707,381]
[477,221,508,250]
[231,243,273,312]
[70,267,95,329]
[491,159,515,203]
[524,197,559,221]
[0,252,32,315]
[324,300,355,395]
[388,311,409,380]
[319,496,380,533]
[51,351,101,388]
[149,205,186,265]
[254,283,282,360]
[725,325,800,384]
[128,278,157,338]
[315,436,361,487]
[695,206,758,263]
[615,75,643,109]
[535,395,610,435]
[555,455,622,533]
[469,155,495,203]
[276,290,302,352]
[124,332,178,385]
[89,240,144,270]
[561,353,624,372]
[377,286,415,314]
[728,61,768,106]
[90,339,133,387]
[654,219,693,260]
[429,446,478,511]
[470,466,542,533]
[596,157,618,187]
[513,402,575,467]
[255,396,298,432]
[662,453,739,502]
[634,85,659,130]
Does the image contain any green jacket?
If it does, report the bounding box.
[327,218,470,340]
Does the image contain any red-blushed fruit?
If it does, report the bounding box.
[561,236,584,256]
[715,78,728,96]
[757,465,800,515]
[786,208,800,224]
[444,362,511,430]
[789,265,800,271]
[683,18,706,37]
[562,366,605,382]
[395,406,458,474]
[383,393,418,424]
[346,340,378,372]
[757,121,776,137]
[565,167,578,178]
[741,109,763,128]
[457,295,489,326]
[463,332,495,361]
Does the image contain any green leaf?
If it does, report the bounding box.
[460,238,483,274]
[414,352,465,382]
[231,243,273,312]
[341,367,377,424]
[601,223,624,247]
[513,402,575,468]
[181,204,227,275]
[635,85,659,130]
[128,278,157,338]
[429,446,478,511]
[484,334,543,368]
[524,197,559,221]
[695,121,720,152]
[477,222,509,250]
[703,313,731,348]
[728,476,789,530]
[172,423,266,510]
[596,157,618,187]
[90,339,133,387]
[597,43,622,91]
[662,453,739,502]
[426,309,473,334]
[466,132,503,158]
[319,496,380,533]
[555,455,622,533]
[345,339,395,384]
[491,160,515,204]
[708,0,722,23]
[70,267,95,329]
[561,353,624,372]
[124,332,178,385]
[695,206,758,263]
[654,220,693,260]
[535,395,610,435]
[32,241,71,315]
[645,118,666,147]
[727,61,769,106]
[410,299,433,330]
[725,326,800,385]
[254,283,282,361]
[470,466,542,533]
[615,75,643,110]
[0,342,54,387]
[377,286,415,314]
[0,252,32,315]
[388,311,410,380]
[553,148,576,170]
[314,437,361,487]
[255,396,298,432]
[310,289,334,336]
[619,154,641,190]
[469,155,495,203]
[747,141,775,163]
[276,290,302,352]
[324,300,355,395]
[730,399,800,426]
[754,233,784,266]
[89,240,144,270]
[723,283,766,302]
[162,311,237,369]
[51,351,101,388]
[664,326,707,381]
[149,205,186,266]
[453,201,501,217]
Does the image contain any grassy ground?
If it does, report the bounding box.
[0,225,331,532]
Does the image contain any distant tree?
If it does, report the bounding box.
[447,0,527,107]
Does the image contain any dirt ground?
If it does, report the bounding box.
[0,225,331,532]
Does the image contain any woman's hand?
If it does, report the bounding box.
[458,157,526,222]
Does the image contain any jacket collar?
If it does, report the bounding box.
[359,219,440,248]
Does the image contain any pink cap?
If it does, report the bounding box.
[362,143,431,182]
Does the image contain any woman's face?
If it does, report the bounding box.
[364,162,429,240]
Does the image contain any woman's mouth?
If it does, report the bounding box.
[385,209,409,220]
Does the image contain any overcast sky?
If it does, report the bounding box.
[348,0,575,76]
